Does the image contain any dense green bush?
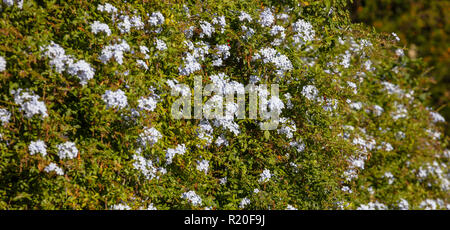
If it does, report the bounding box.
[350,0,450,136]
[0,0,448,210]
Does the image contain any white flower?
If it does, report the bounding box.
[140,45,150,59]
[419,199,439,210]
[143,203,157,210]
[398,199,409,210]
[292,19,315,45]
[391,102,408,120]
[165,144,186,164]
[196,159,209,174]
[342,186,352,193]
[239,11,252,22]
[267,96,285,115]
[430,111,445,123]
[212,16,226,33]
[117,15,144,33]
[241,25,255,39]
[181,190,202,206]
[259,169,272,183]
[277,118,296,139]
[219,177,227,185]
[44,163,64,176]
[286,205,297,210]
[3,0,22,9]
[395,49,404,57]
[11,89,48,119]
[258,8,274,27]
[199,20,215,38]
[155,38,167,51]
[178,53,201,76]
[40,42,73,73]
[381,81,405,97]
[111,203,131,210]
[184,26,194,39]
[253,47,292,76]
[347,81,357,94]
[102,89,128,109]
[136,59,148,70]
[373,105,384,116]
[0,108,11,125]
[0,56,6,72]
[379,142,393,152]
[97,3,118,15]
[301,85,319,101]
[277,13,289,21]
[99,39,130,65]
[357,201,387,210]
[148,12,165,26]
[215,135,229,147]
[239,197,251,208]
[340,50,352,68]
[270,25,286,45]
[363,60,374,71]
[349,101,363,111]
[289,140,305,152]
[392,32,400,42]
[215,44,230,59]
[57,141,78,159]
[67,60,95,85]
[137,96,157,112]
[91,21,111,36]
[3,0,14,7]
[383,171,395,184]
[197,120,213,146]
[138,127,162,148]
[132,154,165,180]
[167,79,191,96]
[29,140,47,156]
[41,42,95,85]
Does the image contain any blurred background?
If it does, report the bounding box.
[350,0,450,135]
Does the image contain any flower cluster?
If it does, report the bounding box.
[44,163,64,176]
[2,0,23,9]
[239,197,251,208]
[99,39,130,65]
[91,21,112,36]
[292,19,315,46]
[196,159,210,174]
[28,140,47,156]
[0,108,11,125]
[258,169,272,183]
[132,154,166,180]
[148,12,165,26]
[181,190,202,206]
[165,144,186,164]
[137,96,158,112]
[138,127,162,148]
[56,141,78,159]
[253,47,293,76]
[102,89,128,109]
[258,8,274,27]
[11,89,48,119]
[41,42,95,85]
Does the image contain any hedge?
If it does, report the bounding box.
[0,0,448,210]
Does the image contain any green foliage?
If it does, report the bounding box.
[0,0,448,210]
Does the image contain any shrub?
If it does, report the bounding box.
[350,0,450,136]
[0,0,448,210]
